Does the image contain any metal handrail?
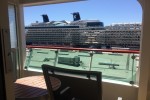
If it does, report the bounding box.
[26,45,139,54]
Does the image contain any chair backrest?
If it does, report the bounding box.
[42,64,102,100]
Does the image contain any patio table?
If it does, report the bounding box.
[14,75,61,100]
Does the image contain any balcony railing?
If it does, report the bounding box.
[25,45,139,84]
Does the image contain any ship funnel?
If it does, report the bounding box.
[72,12,81,21]
[42,14,49,22]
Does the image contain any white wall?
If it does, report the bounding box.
[138,0,150,100]
[19,0,83,6]
[103,82,138,100]
[24,70,138,100]
[0,0,15,100]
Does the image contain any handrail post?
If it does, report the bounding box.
[126,53,130,70]
[89,51,93,71]
[54,50,58,67]
[130,54,136,84]
[25,48,33,69]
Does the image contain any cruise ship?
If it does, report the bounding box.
[25,12,141,50]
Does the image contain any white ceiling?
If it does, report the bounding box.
[20,0,85,7]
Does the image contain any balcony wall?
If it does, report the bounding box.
[23,46,139,100]
[23,70,138,100]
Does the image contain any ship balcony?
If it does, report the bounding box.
[24,45,139,84]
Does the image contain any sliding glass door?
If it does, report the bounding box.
[8,4,19,80]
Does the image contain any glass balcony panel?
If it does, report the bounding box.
[25,48,57,69]
[91,52,138,83]
[25,47,139,83]
[78,50,91,70]
[130,54,139,84]
[55,49,91,71]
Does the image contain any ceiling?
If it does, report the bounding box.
[20,0,85,7]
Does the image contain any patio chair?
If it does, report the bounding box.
[42,64,102,100]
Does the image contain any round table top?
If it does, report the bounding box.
[14,75,61,99]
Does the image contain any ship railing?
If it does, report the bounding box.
[25,45,139,84]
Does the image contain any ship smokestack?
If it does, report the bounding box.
[42,14,49,22]
[72,12,81,21]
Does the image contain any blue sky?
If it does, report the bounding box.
[24,0,142,26]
